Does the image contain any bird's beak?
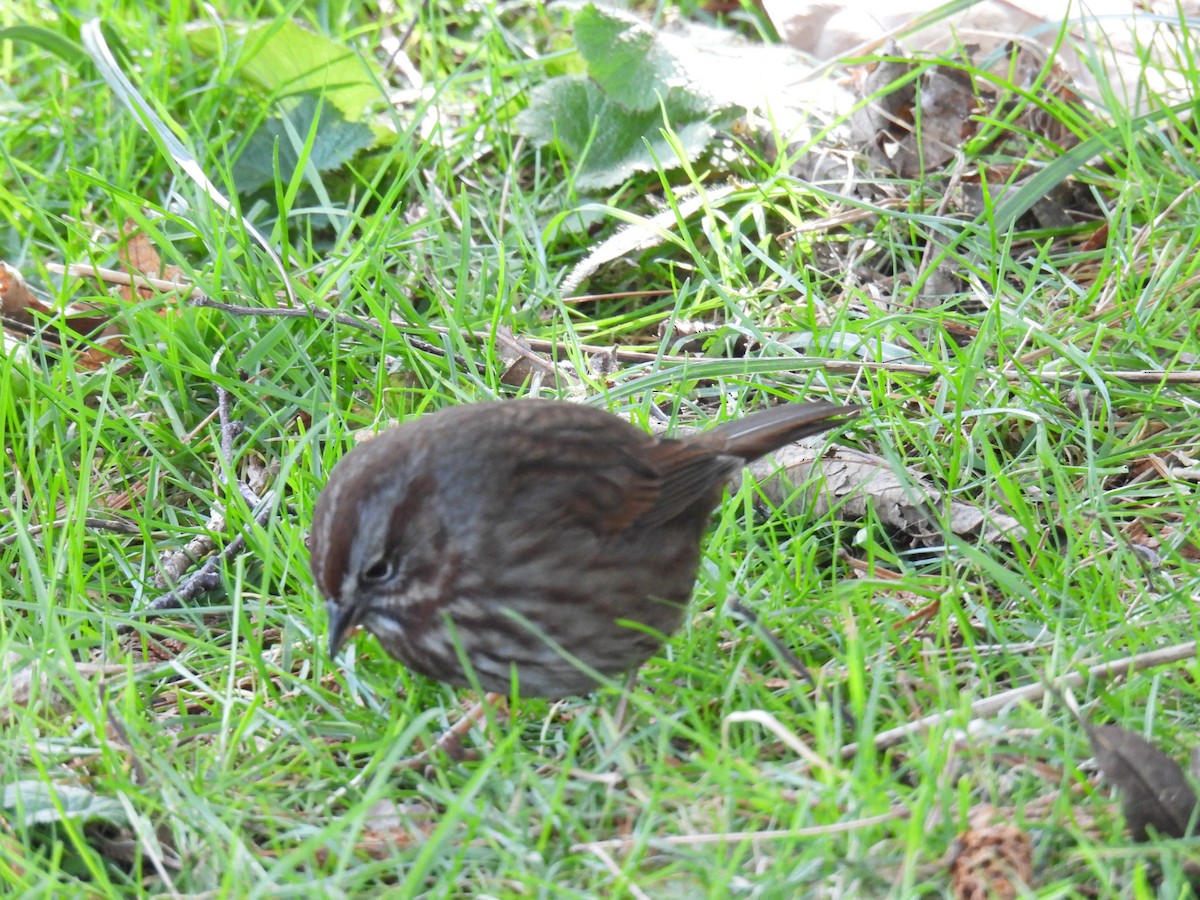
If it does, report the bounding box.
[327,600,361,659]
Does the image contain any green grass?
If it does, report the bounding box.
[3,0,1200,896]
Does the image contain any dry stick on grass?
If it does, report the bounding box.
[842,640,1198,758]
[572,808,910,854]
[119,384,277,632]
[583,846,652,900]
[120,504,274,630]
[391,694,500,771]
[51,263,1200,385]
[0,516,140,547]
[49,263,382,337]
[155,385,245,590]
[729,598,857,734]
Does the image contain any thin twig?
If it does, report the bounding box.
[581,845,652,900]
[192,295,385,339]
[119,496,276,630]
[724,710,837,775]
[49,263,385,338]
[729,598,857,734]
[0,517,140,547]
[571,809,909,853]
[216,385,258,508]
[560,288,674,305]
[391,694,500,771]
[844,640,1198,757]
[49,262,199,296]
[121,381,279,631]
[394,0,424,60]
[53,261,1200,385]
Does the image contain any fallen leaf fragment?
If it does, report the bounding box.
[2,779,127,828]
[0,260,129,369]
[0,260,53,330]
[1088,723,1199,840]
[750,444,1026,545]
[117,218,183,302]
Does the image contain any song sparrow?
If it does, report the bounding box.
[310,398,855,697]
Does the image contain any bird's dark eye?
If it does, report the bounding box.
[361,559,395,584]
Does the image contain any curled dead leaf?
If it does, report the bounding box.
[0,261,130,369]
[495,325,576,390]
[1,261,53,332]
[748,444,1026,545]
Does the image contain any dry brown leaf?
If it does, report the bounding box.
[749,444,1026,545]
[766,0,1200,111]
[74,327,130,370]
[303,798,437,864]
[118,218,183,302]
[587,345,620,378]
[1,261,54,331]
[850,54,982,179]
[494,325,576,389]
[0,261,130,369]
[9,222,190,369]
[657,317,744,356]
[496,326,539,387]
[1088,723,1199,841]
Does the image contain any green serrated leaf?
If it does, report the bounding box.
[517,75,726,190]
[574,4,681,112]
[233,92,375,194]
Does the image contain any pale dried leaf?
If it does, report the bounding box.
[763,0,1200,112]
[2,780,126,827]
[588,345,620,377]
[748,445,1026,544]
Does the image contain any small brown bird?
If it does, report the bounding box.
[310,398,855,697]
